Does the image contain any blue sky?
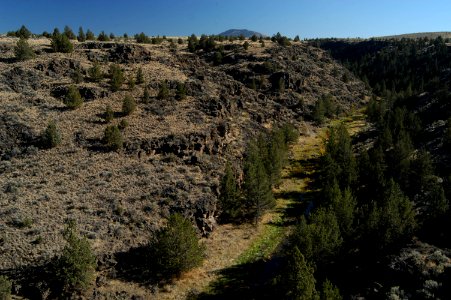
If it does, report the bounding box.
[0,0,450,38]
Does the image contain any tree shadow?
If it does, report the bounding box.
[196,257,282,300]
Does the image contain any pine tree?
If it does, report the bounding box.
[157,81,169,100]
[16,25,32,39]
[219,162,240,222]
[14,37,35,61]
[55,220,96,294]
[136,67,144,84]
[104,105,114,123]
[85,29,95,40]
[127,74,135,90]
[63,25,76,40]
[88,62,103,82]
[150,214,205,278]
[64,85,83,109]
[243,140,274,223]
[104,125,123,151]
[77,26,86,42]
[176,82,187,100]
[51,32,74,53]
[279,246,316,300]
[142,87,151,104]
[294,35,301,42]
[109,64,125,92]
[122,94,136,116]
[42,121,61,149]
[0,276,11,299]
[320,279,342,300]
[97,31,110,41]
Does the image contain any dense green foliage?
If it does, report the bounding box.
[0,276,11,299]
[104,105,114,123]
[136,67,144,84]
[97,31,110,41]
[109,64,125,91]
[176,82,187,100]
[149,214,205,278]
[104,125,123,151]
[9,25,32,38]
[77,26,86,42]
[85,29,95,40]
[64,85,83,109]
[54,221,96,295]
[63,25,76,40]
[14,37,35,61]
[157,81,169,100]
[42,121,61,149]
[135,32,151,43]
[219,124,298,223]
[122,94,136,116]
[51,30,74,53]
[88,62,103,82]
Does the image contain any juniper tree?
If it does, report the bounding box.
[85,29,95,40]
[104,105,114,123]
[77,26,86,42]
[176,82,186,100]
[63,25,76,40]
[104,125,123,151]
[51,32,74,53]
[243,139,274,223]
[136,67,144,84]
[54,220,96,295]
[0,276,11,300]
[97,31,110,41]
[88,62,103,82]
[122,94,136,116]
[14,37,35,61]
[320,279,342,300]
[142,87,151,104]
[64,85,83,109]
[150,213,205,278]
[109,64,125,92]
[127,74,136,90]
[219,162,240,222]
[17,25,32,39]
[42,121,61,149]
[157,81,169,100]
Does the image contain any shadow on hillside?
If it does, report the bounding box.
[195,257,283,300]
[114,245,157,284]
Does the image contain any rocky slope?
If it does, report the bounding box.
[0,37,366,279]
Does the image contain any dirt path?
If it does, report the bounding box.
[101,114,368,300]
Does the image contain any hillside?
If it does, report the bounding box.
[374,31,451,40]
[0,36,366,298]
[218,29,265,38]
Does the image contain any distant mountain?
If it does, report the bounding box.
[374,31,451,40]
[218,29,265,38]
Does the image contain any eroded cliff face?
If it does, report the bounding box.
[0,37,367,271]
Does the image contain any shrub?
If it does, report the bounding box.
[118,119,129,130]
[243,41,250,50]
[109,64,125,92]
[294,35,301,42]
[64,85,83,109]
[104,105,114,123]
[157,81,169,100]
[136,67,144,84]
[85,29,95,40]
[51,33,74,53]
[177,38,184,44]
[251,34,258,42]
[54,221,96,295]
[150,213,205,278]
[122,94,136,116]
[42,121,61,148]
[135,32,151,43]
[0,276,11,300]
[104,125,123,151]
[14,37,35,61]
[109,33,115,40]
[88,62,103,82]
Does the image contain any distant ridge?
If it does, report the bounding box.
[374,31,451,40]
[218,29,266,38]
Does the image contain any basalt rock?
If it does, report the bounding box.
[1,67,41,94]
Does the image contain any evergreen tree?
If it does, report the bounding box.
[14,37,35,61]
[122,94,136,116]
[150,214,205,278]
[97,31,110,41]
[85,29,95,40]
[64,85,83,109]
[176,82,187,100]
[77,26,86,42]
[127,74,136,90]
[188,34,198,52]
[104,105,114,123]
[157,81,169,100]
[320,279,342,300]
[42,121,61,149]
[219,162,240,222]
[243,140,275,223]
[142,87,151,104]
[294,35,301,42]
[88,62,103,82]
[51,32,74,53]
[54,220,96,294]
[136,67,144,84]
[104,125,123,151]
[313,98,326,124]
[243,41,250,50]
[16,25,32,39]
[63,25,76,40]
[279,246,316,300]
[0,276,11,300]
[109,64,125,92]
